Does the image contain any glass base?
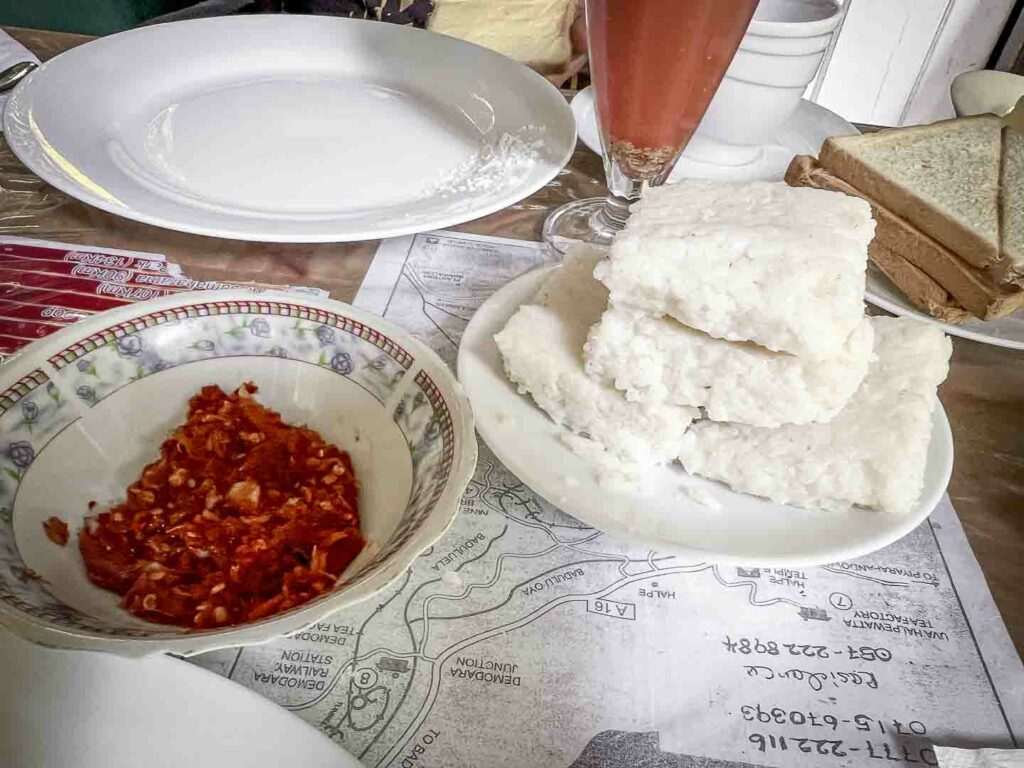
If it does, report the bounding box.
[542,197,631,256]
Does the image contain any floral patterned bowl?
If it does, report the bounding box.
[0,290,476,655]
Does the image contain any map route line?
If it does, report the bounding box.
[560,543,635,577]
[644,550,684,574]
[378,562,714,768]
[345,648,423,665]
[410,556,634,640]
[322,541,588,759]
[401,271,463,352]
[348,638,418,757]
[284,568,415,714]
[416,544,566,650]
[402,525,515,634]
[820,564,921,587]
[315,525,534,758]
[558,542,678,577]
[711,567,803,608]
[320,525,514,756]
[350,655,417,758]
[489,491,594,533]
[415,547,679,653]
[515,513,604,547]
[408,523,510,601]
[403,264,483,312]
[406,544,568,630]
[480,489,597,543]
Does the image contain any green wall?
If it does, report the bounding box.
[0,0,196,36]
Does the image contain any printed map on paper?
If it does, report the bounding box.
[192,231,1024,768]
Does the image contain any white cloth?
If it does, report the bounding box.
[0,30,40,122]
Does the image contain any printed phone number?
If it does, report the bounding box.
[724,635,892,662]
[748,733,936,765]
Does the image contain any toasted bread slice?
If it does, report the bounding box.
[997,126,1024,283]
[869,245,971,324]
[786,155,1024,320]
[819,116,1001,270]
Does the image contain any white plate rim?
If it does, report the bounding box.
[0,629,363,767]
[3,16,576,243]
[458,265,954,567]
[865,268,1024,351]
[0,287,477,655]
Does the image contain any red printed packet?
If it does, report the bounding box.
[0,237,326,359]
[0,238,172,274]
[0,299,91,323]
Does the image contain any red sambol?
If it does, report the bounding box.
[79,383,364,629]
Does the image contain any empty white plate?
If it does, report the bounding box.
[4,16,575,242]
[866,265,1024,350]
[458,265,954,567]
[0,629,361,768]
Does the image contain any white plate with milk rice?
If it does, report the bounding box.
[458,181,955,566]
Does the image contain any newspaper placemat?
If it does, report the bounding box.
[188,229,1023,768]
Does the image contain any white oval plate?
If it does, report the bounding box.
[571,86,857,182]
[4,16,575,243]
[458,266,954,567]
[0,629,361,768]
[866,264,1024,350]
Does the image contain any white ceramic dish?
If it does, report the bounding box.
[0,629,362,768]
[458,266,954,567]
[3,16,575,243]
[866,264,1024,350]
[699,0,842,147]
[951,69,1024,118]
[571,87,857,182]
[751,0,843,35]
[0,289,475,654]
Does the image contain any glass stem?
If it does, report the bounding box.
[595,156,645,235]
[593,195,632,233]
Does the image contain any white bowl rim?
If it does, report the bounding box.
[749,0,842,38]
[0,288,477,656]
[950,69,1024,117]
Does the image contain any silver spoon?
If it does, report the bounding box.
[0,61,37,93]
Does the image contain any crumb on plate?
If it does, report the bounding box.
[42,516,69,547]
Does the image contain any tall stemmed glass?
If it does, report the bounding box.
[544,0,761,253]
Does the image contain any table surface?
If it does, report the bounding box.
[4,26,1023,657]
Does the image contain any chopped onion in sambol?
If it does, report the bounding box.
[78,383,364,629]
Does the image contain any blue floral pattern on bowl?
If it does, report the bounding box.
[49,300,412,406]
[373,370,455,567]
[0,371,80,627]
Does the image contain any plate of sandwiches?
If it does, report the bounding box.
[786,114,1024,349]
[458,181,954,567]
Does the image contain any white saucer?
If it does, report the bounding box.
[866,264,1024,350]
[457,265,954,567]
[571,86,857,182]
